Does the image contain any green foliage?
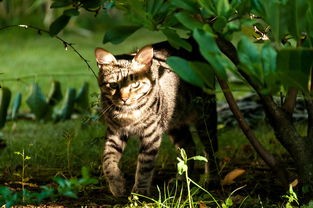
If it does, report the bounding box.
[192,28,235,80]
[0,87,11,129]
[75,82,90,114]
[54,167,98,199]
[103,25,140,44]
[48,0,103,35]
[0,80,91,129]
[53,0,312,94]
[56,88,76,120]
[277,48,313,93]
[26,83,52,120]
[0,145,99,206]
[49,14,71,36]
[47,81,63,106]
[283,185,299,208]
[0,167,98,207]
[251,0,312,43]
[11,92,22,120]
[167,57,215,89]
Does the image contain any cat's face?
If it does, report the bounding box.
[95,46,154,106]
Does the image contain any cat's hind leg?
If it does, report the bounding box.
[195,94,219,186]
[103,129,128,197]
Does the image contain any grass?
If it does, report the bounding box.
[0,120,104,179]
[0,28,99,103]
[0,118,293,206]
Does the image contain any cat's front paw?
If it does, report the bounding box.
[108,177,126,197]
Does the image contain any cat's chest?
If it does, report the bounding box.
[109,109,150,134]
[113,109,143,122]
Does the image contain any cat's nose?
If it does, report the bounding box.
[120,93,130,104]
[120,88,130,104]
[121,96,129,103]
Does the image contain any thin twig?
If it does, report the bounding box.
[0,72,92,82]
[0,24,98,79]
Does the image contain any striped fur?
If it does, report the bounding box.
[95,45,217,197]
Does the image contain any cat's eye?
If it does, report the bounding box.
[131,81,140,88]
[107,82,119,89]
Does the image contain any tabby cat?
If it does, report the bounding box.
[95,44,217,197]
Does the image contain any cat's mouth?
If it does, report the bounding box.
[113,98,135,106]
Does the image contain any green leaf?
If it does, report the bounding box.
[170,0,199,12]
[81,0,102,9]
[177,160,187,175]
[50,0,72,8]
[225,197,233,207]
[146,0,168,16]
[237,36,264,85]
[216,0,231,17]
[0,87,11,129]
[103,25,140,44]
[75,82,90,113]
[49,14,71,36]
[284,0,308,40]
[193,28,234,79]
[167,57,203,87]
[260,43,279,94]
[11,92,22,120]
[212,16,227,33]
[277,48,313,92]
[251,0,266,15]
[251,0,310,42]
[57,88,76,120]
[197,0,215,16]
[63,8,80,16]
[26,83,51,120]
[162,28,192,51]
[175,12,203,30]
[261,43,277,76]
[189,155,208,162]
[47,81,63,106]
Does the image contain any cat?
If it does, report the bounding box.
[95,43,217,197]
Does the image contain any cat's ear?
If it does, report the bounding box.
[133,45,153,65]
[95,47,117,64]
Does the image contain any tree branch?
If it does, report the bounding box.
[215,35,290,186]
[282,88,298,116]
[217,77,289,187]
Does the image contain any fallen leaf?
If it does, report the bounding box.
[290,178,298,187]
[199,201,207,208]
[221,168,246,186]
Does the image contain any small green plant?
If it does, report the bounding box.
[132,148,221,207]
[54,166,98,198]
[176,148,209,207]
[283,185,299,208]
[14,149,31,202]
[131,148,249,207]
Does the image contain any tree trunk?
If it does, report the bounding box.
[216,35,313,201]
[261,95,313,201]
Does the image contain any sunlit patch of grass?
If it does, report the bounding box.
[0,119,105,181]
